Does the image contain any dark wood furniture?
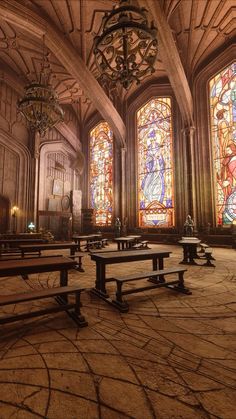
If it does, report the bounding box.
[113,267,191,312]
[0,239,46,255]
[19,243,85,271]
[72,234,102,251]
[90,249,171,307]
[19,242,79,257]
[178,238,201,264]
[0,256,87,326]
[113,237,136,250]
[0,285,87,327]
[0,256,75,284]
[179,239,215,267]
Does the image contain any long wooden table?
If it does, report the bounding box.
[0,256,87,326]
[113,237,136,250]
[90,249,171,306]
[72,234,102,251]
[19,242,80,257]
[0,256,76,284]
[0,239,46,255]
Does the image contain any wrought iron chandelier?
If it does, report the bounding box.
[17,51,64,136]
[93,0,158,89]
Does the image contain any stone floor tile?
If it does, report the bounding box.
[75,339,119,354]
[146,389,208,418]
[83,353,138,383]
[42,352,88,372]
[49,370,97,401]
[196,389,236,419]
[99,377,154,419]
[47,391,99,419]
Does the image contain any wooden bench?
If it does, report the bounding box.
[0,285,88,327]
[69,253,85,272]
[84,240,102,251]
[132,240,150,249]
[112,267,191,312]
[198,242,209,253]
[101,238,109,247]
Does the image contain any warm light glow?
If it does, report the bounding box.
[11,206,19,216]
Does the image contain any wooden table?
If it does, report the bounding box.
[0,239,46,255]
[0,256,76,285]
[0,256,87,326]
[113,237,136,250]
[90,249,171,305]
[19,242,79,257]
[72,234,102,251]
[178,238,201,264]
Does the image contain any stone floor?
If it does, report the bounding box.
[0,243,236,419]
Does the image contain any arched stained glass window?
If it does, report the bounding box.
[209,62,236,225]
[137,98,174,228]
[90,122,113,226]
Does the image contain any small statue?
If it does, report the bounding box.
[115,217,121,237]
[184,215,194,237]
[122,216,128,236]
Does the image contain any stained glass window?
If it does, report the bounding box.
[90,122,113,225]
[209,63,236,225]
[137,98,174,228]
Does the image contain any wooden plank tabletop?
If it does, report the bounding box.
[0,256,76,277]
[19,242,79,250]
[90,249,171,262]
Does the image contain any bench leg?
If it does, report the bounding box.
[202,254,215,267]
[172,272,192,294]
[60,270,68,302]
[112,281,129,312]
[73,291,88,327]
[75,256,85,272]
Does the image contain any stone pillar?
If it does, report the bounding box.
[121,147,127,235]
[183,126,197,230]
[28,131,40,229]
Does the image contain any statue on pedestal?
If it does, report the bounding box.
[115,217,121,237]
[184,215,194,237]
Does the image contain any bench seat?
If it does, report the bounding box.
[0,285,88,327]
[84,240,102,251]
[112,267,191,312]
[132,240,150,249]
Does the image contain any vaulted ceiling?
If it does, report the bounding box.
[0,0,235,143]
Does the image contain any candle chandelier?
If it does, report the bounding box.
[17,43,64,136]
[93,0,158,89]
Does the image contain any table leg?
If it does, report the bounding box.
[93,262,109,298]
[149,257,165,283]
[60,269,68,302]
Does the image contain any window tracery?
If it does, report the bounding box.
[209,62,236,225]
[90,122,113,226]
[137,98,174,228]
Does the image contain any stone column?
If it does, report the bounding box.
[183,126,197,230]
[121,147,127,235]
[28,131,40,229]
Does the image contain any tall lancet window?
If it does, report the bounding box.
[137,98,175,228]
[90,122,113,225]
[209,63,236,225]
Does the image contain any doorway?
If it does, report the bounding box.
[0,195,9,233]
